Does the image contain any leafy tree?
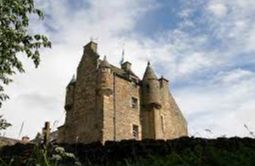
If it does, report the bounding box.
[0,0,51,129]
[0,115,11,130]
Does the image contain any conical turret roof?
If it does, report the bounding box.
[143,61,157,80]
[100,56,111,68]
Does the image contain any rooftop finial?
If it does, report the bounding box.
[119,49,125,66]
[147,61,151,66]
[103,55,107,61]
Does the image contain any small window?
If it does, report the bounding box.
[132,124,139,139]
[131,97,138,108]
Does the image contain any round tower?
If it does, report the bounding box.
[142,62,161,109]
[97,56,113,96]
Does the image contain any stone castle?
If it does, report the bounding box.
[57,42,188,144]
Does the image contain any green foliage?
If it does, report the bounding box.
[119,144,255,166]
[0,115,11,130]
[0,0,51,107]
[0,0,51,131]
[0,145,81,166]
[25,145,81,166]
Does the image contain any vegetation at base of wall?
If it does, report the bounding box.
[0,143,81,166]
[117,145,255,166]
[1,137,255,166]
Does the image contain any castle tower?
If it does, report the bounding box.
[97,56,113,96]
[141,62,163,139]
[57,42,188,144]
[96,56,115,142]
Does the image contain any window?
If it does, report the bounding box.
[132,124,139,139]
[131,97,138,109]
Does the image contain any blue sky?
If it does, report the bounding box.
[1,0,255,139]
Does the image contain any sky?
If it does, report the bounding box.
[1,0,255,139]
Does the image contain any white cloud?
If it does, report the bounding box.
[176,68,255,138]
[176,52,217,75]
[202,0,255,55]
[207,3,227,18]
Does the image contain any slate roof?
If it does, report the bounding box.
[69,59,141,85]
[143,62,158,80]
[99,56,111,68]
[99,60,140,82]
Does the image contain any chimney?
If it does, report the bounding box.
[84,41,97,53]
[159,76,169,88]
[121,61,132,71]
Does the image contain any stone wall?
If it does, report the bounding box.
[59,43,102,144]
[113,76,141,141]
[159,78,188,139]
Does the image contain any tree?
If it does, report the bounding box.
[0,0,51,129]
[0,115,11,130]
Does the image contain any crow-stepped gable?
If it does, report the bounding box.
[57,42,188,144]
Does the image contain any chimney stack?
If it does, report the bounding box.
[121,61,132,71]
[84,41,97,53]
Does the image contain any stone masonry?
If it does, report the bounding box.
[57,42,188,144]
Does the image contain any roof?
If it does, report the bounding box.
[143,62,158,80]
[69,58,141,85]
[99,56,111,68]
[99,60,140,82]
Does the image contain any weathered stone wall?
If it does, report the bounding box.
[112,76,141,141]
[57,126,65,143]
[74,48,101,143]
[99,68,114,143]
[60,43,102,144]
[159,78,188,139]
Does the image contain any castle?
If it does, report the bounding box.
[57,42,188,144]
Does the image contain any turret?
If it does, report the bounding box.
[65,75,75,111]
[97,56,113,96]
[142,62,161,109]
[141,62,163,139]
